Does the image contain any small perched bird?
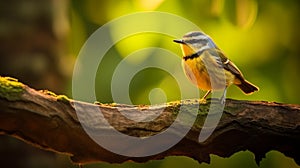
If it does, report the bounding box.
[174,31,258,102]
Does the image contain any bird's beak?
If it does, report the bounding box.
[173,39,185,44]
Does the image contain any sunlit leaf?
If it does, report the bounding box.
[224,0,258,28]
[133,0,165,10]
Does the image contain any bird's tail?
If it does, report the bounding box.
[236,80,259,94]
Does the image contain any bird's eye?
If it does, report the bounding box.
[183,39,207,45]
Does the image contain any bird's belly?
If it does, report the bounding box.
[182,59,233,90]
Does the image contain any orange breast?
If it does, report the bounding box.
[182,58,212,91]
[182,57,235,91]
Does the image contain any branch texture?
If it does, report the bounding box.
[0,77,299,165]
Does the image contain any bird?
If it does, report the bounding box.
[173,31,259,103]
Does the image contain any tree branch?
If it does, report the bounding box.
[0,76,299,165]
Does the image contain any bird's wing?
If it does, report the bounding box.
[206,48,245,80]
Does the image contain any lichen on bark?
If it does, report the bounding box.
[0,76,24,101]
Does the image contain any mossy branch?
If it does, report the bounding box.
[0,76,299,165]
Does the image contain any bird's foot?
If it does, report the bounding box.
[199,98,207,104]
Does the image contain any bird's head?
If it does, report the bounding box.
[174,31,218,56]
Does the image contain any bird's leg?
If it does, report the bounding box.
[220,87,227,104]
[200,90,211,104]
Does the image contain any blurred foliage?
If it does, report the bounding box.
[70,0,300,104]
[69,0,300,167]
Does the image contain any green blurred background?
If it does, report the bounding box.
[0,0,299,167]
[71,0,300,105]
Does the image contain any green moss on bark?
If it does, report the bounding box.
[0,77,24,101]
[56,95,70,103]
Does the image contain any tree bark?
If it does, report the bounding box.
[0,77,299,165]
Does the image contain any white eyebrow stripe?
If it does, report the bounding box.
[187,35,208,41]
[197,35,208,39]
